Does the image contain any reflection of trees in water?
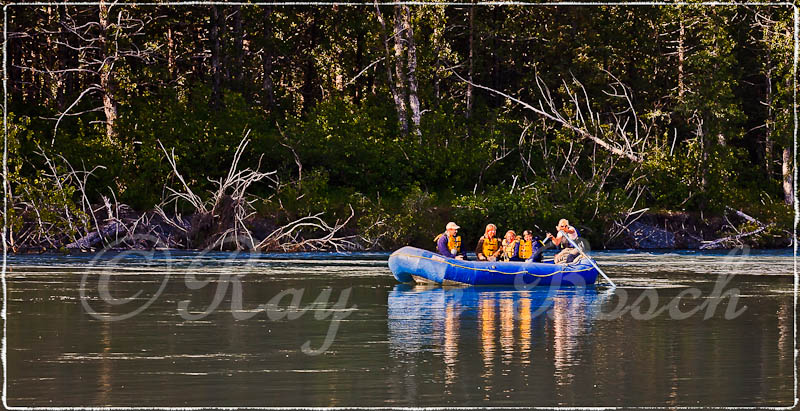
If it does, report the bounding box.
[98,320,112,406]
[777,299,790,369]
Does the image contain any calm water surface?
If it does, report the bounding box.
[3,249,795,407]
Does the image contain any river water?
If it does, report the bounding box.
[3,248,795,407]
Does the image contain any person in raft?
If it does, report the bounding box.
[435,221,466,260]
[545,219,581,264]
[519,229,546,263]
[501,230,522,262]
[475,223,502,261]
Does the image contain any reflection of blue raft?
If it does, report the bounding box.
[387,284,600,355]
[388,246,599,286]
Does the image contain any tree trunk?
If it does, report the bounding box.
[491,33,500,106]
[301,11,320,113]
[8,9,23,104]
[764,64,774,177]
[55,5,71,110]
[210,5,224,110]
[98,0,119,140]
[167,25,177,81]
[402,5,422,140]
[231,5,244,90]
[677,7,685,101]
[696,117,708,192]
[374,2,408,136]
[393,6,410,132]
[193,14,205,85]
[354,29,364,105]
[45,6,57,109]
[262,6,275,112]
[782,146,793,205]
[466,3,475,119]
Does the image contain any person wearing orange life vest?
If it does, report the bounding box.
[435,221,465,260]
[475,224,502,261]
[519,230,546,262]
[501,230,522,262]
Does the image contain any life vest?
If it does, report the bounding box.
[501,239,518,261]
[434,233,461,254]
[519,239,533,259]
[480,236,499,257]
[520,238,544,260]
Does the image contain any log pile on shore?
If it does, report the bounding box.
[7,137,369,253]
[9,204,789,253]
[607,208,790,250]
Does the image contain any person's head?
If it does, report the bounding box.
[557,219,570,231]
[446,221,460,236]
[505,230,516,242]
[485,224,497,238]
[523,230,533,240]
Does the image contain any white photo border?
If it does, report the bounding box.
[1,1,797,409]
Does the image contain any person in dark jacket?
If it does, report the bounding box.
[435,221,466,260]
[519,230,546,262]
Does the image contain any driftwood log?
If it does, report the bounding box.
[65,221,125,250]
[699,207,769,250]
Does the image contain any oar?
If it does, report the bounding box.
[559,230,616,288]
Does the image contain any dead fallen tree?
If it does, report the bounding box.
[255,207,360,252]
[158,132,277,250]
[699,207,771,250]
[158,131,367,252]
[65,220,124,250]
[7,132,368,253]
[449,69,646,164]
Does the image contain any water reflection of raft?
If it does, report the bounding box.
[388,246,599,286]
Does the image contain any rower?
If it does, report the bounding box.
[546,219,581,264]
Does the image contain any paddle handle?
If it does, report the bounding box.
[558,230,616,288]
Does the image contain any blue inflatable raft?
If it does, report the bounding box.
[388,246,599,286]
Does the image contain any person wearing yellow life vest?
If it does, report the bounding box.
[501,230,521,262]
[435,221,465,260]
[475,224,502,261]
[519,230,546,262]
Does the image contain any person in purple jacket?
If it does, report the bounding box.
[434,222,466,260]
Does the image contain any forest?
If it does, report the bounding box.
[3,2,795,252]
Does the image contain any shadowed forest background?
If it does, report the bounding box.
[4,3,795,251]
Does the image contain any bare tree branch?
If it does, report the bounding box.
[449,68,645,163]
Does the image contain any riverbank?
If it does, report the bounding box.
[604,209,792,250]
[7,204,792,254]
